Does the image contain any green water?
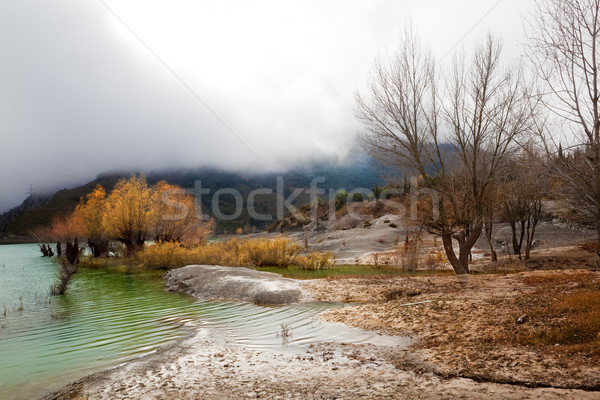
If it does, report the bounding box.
[258,264,454,279]
[0,244,205,399]
[0,244,408,400]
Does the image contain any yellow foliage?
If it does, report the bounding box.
[152,181,213,246]
[74,185,107,241]
[137,237,331,270]
[102,174,155,251]
[294,252,336,270]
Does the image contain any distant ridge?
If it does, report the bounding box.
[0,158,385,237]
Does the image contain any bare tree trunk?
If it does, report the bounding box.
[525,220,537,260]
[510,222,520,259]
[484,219,497,261]
[441,232,468,275]
[459,224,482,273]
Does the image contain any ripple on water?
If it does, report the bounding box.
[0,244,409,400]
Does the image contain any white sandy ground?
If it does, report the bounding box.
[44,322,600,400]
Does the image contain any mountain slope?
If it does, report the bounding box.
[0,159,384,237]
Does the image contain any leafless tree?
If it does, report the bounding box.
[499,150,547,260]
[356,30,532,274]
[526,0,600,248]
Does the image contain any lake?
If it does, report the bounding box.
[0,244,399,399]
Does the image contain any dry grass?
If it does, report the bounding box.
[137,237,335,270]
[314,270,600,389]
[581,241,600,253]
[295,251,336,270]
[501,272,600,357]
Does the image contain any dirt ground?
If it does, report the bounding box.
[305,255,600,392]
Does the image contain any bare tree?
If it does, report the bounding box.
[526,0,600,248]
[496,147,547,260]
[357,30,531,274]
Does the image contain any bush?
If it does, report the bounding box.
[352,193,364,202]
[136,242,192,270]
[295,252,336,270]
[246,237,302,267]
[335,191,349,210]
[138,237,309,270]
[50,259,78,295]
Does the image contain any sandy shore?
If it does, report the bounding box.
[43,323,598,400]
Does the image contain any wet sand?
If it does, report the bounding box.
[42,323,598,400]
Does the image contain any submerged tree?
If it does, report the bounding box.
[30,214,86,295]
[356,29,532,274]
[50,258,78,295]
[48,214,86,265]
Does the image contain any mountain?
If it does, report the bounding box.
[0,157,385,237]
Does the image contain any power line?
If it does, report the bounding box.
[98,0,260,160]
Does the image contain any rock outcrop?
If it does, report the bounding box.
[163,265,308,304]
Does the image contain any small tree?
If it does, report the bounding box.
[102,175,155,256]
[152,181,214,246]
[74,185,109,257]
[499,150,547,260]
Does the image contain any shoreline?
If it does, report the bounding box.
[42,320,599,400]
[43,266,600,399]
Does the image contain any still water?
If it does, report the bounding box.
[0,244,403,400]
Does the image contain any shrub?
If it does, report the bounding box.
[246,237,302,267]
[138,237,310,269]
[295,252,336,270]
[352,193,364,202]
[50,259,78,295]
[335,191,349,210]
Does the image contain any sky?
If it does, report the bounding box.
[0,0,536,211]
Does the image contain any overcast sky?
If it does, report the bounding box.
[0,0,535,211]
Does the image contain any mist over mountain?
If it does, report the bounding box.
[0,154,387,237]
[0,0,532,214]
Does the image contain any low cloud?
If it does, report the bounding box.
[0,0,532,211]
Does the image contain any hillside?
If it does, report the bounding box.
[0,159,384,238]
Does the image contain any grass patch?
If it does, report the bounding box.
[510,284,600,355]
[493,272,600,358]
[136,237,335,271]
[521,271,592,286]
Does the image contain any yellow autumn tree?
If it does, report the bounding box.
[74,185,109,257]
[102,175,155,256]
[152,181,214,246]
